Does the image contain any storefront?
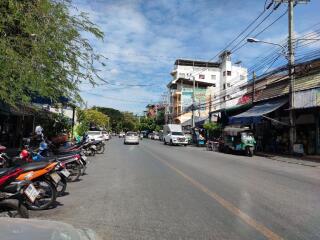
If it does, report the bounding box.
[228,97,290,154]
[294,88,320,155]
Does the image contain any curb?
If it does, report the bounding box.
[255,152,319,168]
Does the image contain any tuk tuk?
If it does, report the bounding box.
[220,126,256,156]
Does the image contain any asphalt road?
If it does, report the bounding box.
[31,138,320,240]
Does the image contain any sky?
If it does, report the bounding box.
[74,0,320,114]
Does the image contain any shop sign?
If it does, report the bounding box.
[181,87,207,111]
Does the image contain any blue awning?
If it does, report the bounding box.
[182,116,207,127]
[229,98,288,125]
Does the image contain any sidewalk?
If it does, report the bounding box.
[255,152,320,167]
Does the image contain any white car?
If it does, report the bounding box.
[124,132,139,145]
[153,134,160,140]
[102,131,110,141]
[164,131,188,146]
[87,131,105,141]
[119,132,125,138]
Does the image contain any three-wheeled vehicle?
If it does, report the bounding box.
[219,126,256,156]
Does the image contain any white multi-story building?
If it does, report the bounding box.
[167,51,248,125]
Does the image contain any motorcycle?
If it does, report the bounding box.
[0,167,30,218]
[15,161,59,210]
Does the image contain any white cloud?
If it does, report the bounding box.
[72,0,320,112]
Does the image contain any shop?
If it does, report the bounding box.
[294,88,320,155]
[0,102,35,148]
[228,97,291,154]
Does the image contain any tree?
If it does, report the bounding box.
[76,109,109,136]
[93,107,123,130]
[0,0,104,106]
[203,122,221,139]
[122,112,138,131]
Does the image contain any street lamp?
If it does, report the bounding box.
[247,38,288,59]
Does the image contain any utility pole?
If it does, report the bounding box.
[198,98,201,117]
[275,0,309,153]
[252,71,256,103]
[288,0,296,153]
[209,94,212,123]
[192,76,195,128]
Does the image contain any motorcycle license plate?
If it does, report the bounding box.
[50,172,61,184]
[24,184,39,203]
[60,168,70,178]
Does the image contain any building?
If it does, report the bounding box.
[229,57,320,155]
[166,51,248,126]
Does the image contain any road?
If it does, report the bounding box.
[31,138,320,240]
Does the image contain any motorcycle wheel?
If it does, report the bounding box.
[66,163,82,182]
[91,150,96,156]
[96,144,105,154]
[0,199,29,218]
[26,179,57,210]
[56,177,67,197]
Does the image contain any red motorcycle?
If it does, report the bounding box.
[0,167,31,218]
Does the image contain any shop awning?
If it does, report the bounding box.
[182,116,207,127]
[229,98,288,124]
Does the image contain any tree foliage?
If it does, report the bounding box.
[203,122,221,138]
[93,107,122,130]
[77,109,109,129]
[0,0,104,105]
[121,112,138,132]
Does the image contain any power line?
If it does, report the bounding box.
[231,9,288,53]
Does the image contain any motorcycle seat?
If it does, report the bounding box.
[21,162,49,172]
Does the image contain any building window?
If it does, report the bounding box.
[227,71,231,76]
[211,75,216,80]
[223,71,226,76]
[227,83,231,87]
[223,84,226,90]
[199,74,205,79]
[240,75,245,80]
[179,73,185,78]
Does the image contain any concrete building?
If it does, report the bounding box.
[166,51,248,126]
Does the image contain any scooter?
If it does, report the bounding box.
[0,167,30,218]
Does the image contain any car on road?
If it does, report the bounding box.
[148,133,154,139]
[102,131,110,141]
[153,133,160,140]
[124,132,139,144]
[87,131,106,141]
[163,124,188,146]
[119,132,125,138]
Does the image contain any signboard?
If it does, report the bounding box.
[181,87,207,111]
[294,88,320,109]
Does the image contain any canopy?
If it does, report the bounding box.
[182,116,207,127]
[229,98,288,125]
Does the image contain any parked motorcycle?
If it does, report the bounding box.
[0,167,30,218]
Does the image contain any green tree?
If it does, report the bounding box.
[203,122,221,139]
[122,112,138,131]
[0,0,104,106]
[76,108,110,137]
[93,107,123,130]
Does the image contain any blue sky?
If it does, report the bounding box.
[74,0,320,114]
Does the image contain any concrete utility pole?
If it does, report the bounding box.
[192,76,196,128]
[252,71,256,103]
[288,0,296,153]
[209,94,212,123]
